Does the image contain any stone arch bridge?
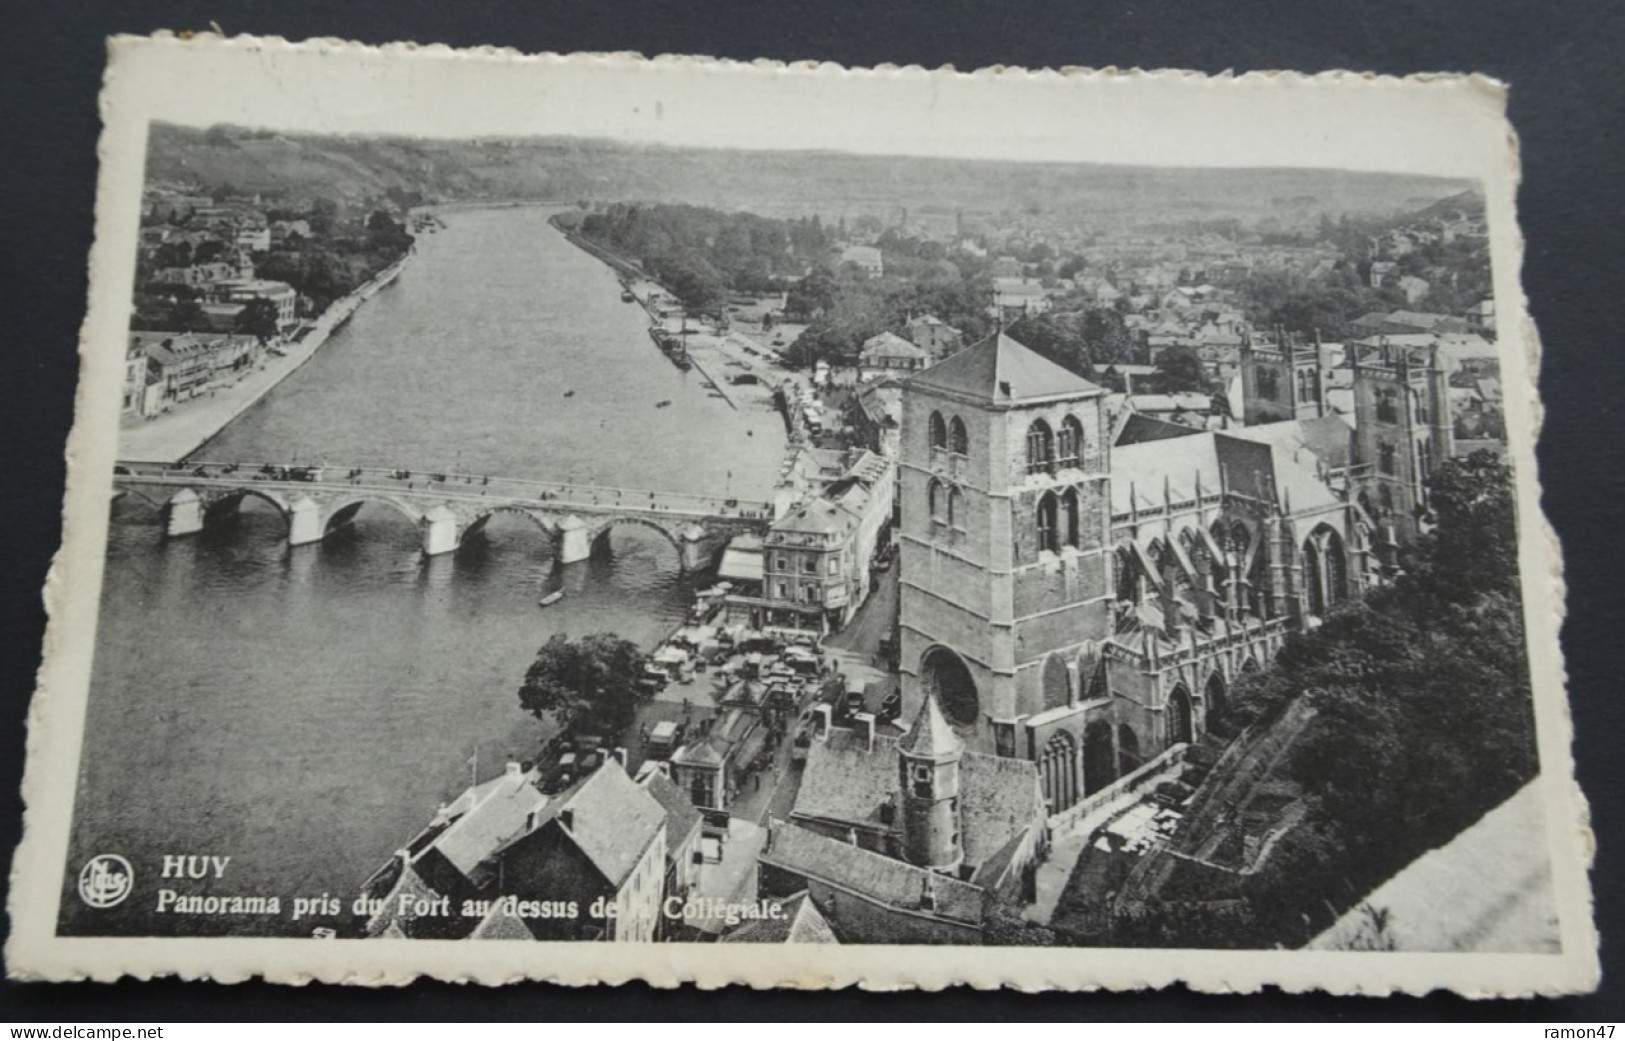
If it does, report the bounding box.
[112,461,773,572]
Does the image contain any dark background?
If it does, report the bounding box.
[2,0,1621,1022]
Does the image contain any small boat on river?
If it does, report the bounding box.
[563,390,575,398]
[538,590,565,608]
[655,400,672,408]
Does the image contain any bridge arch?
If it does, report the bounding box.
[199,488,293,529]
[588,516,686,562]
[322,495,426,536]
[463,506,560,544]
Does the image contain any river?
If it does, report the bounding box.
[59,206,787,937]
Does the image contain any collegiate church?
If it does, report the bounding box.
[895,329,1452,816]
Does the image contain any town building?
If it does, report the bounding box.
[858,331,931,378]
[1350,309,1470,338]
[904,314,964,359]
[468,760,668,942]
[668,678,772,812]
[989,255,1023,279]
[761,451,895,635]
[992,278,1051,317]
[123,341,150,416]
[359,762,550,939]
[133,333,215,408]
[212,278,299,329]
[153,261,238,287]
[236,225,272,252]
[1397,274,1431,305]
[758,695,1047,944]
[850,379,904,460]
[129,331,265,414]
[894,329,1405,818]
[839,245,884,279]
[635,766,705,924]
[718,891,840,944]
[359,759,668,942]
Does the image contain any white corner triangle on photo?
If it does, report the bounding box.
[2,33,1596,997]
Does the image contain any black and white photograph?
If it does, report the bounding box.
[3,37,1596,996]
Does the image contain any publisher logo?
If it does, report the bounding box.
[78,854,134,909]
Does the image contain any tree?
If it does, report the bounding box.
[167,296,211,333]
[1151,345,1211,394]
[1180,451,1535,946]
[1402,449,1519,606]
[235,298,281,344]
[517,632,649,736]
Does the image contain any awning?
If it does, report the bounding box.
[718,548,763,583]
[653,646,690,665]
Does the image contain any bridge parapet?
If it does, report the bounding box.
[114,460,773,571]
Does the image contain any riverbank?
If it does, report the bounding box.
[116,251,414,464]
[552,215,815,451]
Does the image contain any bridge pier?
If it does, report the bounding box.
[420,505,461,557]
[556,515,593,565]
[678,524,717,572]
[287,496,325,547]
[164,489,204,538]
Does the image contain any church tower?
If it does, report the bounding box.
[1350,340,1454,544]
[897,331,1112,758]
[897,694,965,872]
[1238,330,1325,427]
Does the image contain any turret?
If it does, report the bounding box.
[896,694,964,872]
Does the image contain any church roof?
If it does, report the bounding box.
[908,331,1101,406]
[898,694,963,760]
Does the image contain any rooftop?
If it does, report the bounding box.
[907,331,1102,407]
[794,722,1043,872]
[429,766,549,879]
[898,694,962,761]
[719,891,840,944]
[761,823,985,926]
[493,760,665,890]
[859,331,929,361]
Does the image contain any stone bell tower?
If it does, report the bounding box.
[897,330,1111,758]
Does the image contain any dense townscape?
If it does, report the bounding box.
[99,125,1544,952]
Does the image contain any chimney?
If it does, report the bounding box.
[921,871,938,913]
[854,711,877,752]
[558,808,574,832]
[504,761,522,778]
[612,747,628,768]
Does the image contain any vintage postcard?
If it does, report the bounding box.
[4,35,1598,994]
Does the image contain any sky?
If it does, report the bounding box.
[105,35,1515,180]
